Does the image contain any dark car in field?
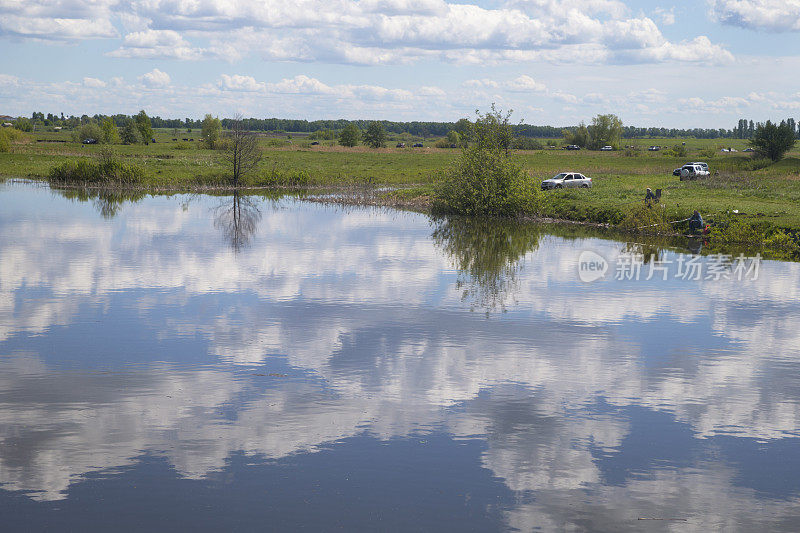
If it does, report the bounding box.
[565,144,581,150]
[82,138,97,144]
[396,142,406,148]
[412,143,423,148]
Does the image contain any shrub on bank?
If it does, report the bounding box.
[48,151,144,184]
[433,106,541,217]
[258,167,311,187]
[0,128,22,152]
[617,205,667,233]
[707,214,767,246]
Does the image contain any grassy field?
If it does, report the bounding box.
[2,128,800,238]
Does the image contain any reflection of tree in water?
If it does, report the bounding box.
[621,242,663,263]
[54,187,145,219]
[213,192,262,251]
[432,216,541,313]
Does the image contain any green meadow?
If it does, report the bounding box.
[2,128,800,237]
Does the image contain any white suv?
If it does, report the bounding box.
[679,164,710,181]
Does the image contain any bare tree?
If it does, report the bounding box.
[225,114,262,187]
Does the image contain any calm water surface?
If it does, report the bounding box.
[2,181,800,531]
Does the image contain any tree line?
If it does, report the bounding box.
[11,111,800,141]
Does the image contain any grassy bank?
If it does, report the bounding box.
[2,128,799,255]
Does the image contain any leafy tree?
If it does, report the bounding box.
[338,123,360,147]
[587,114,622,149]
[453,118,472,146]
[120,119,139,145]
[563,123,589,147]
[134,110,153,145]
[201,114,222,149]
[446,130,460,147]
[362,122,387,148]
[433,105,540,217]
[100,117,120,144]
[750,120,797,162]
[72,122,103,143]
[14,117,32,132]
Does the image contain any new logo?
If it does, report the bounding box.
[578,250,608,283]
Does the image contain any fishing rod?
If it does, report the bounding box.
[636,218,689,229]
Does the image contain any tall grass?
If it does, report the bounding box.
[48,149,144,184]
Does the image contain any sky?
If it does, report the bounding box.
[0,0,799,128]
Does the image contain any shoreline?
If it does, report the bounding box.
[9,177,789,260]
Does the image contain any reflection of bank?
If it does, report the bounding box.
[213,192,262,251]
[431,216,541,312]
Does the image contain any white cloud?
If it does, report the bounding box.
[266,75,336,95]
[506,75,547,93]
[108,29,206,60]
[617,36,734,64]
[678,95,752,113]
[0,15,117,40]
[138,68,171,88]
[82,77,107,88]
[654,7,675,25]
[710,0,800,32]
[0,0,724,66]
[218,74,265,92]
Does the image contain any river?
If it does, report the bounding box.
[1,180,799,531]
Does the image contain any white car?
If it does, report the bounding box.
[600,145,613,151]
[679,164,710,181]
[541,172,593,190]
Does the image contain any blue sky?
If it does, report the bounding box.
[1,0,799,127]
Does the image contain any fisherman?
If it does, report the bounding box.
[644,188,657,207]
[688,210,704,233]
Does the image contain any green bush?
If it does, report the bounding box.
[618,205,667,233]
[0,130,10,152]
[433,106,541,217]
[663,144,688,158]
[48,151,144,184]
[623,146,639,157]
[708,214,766,246]
[72,123,104,144]
[511,137,544,150]
[764,230,800,257]
[434,138,451,148]
[259,167,311,187]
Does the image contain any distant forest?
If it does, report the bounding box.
[22,111,800,140]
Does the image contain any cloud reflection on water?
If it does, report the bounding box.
[1,183,799,530]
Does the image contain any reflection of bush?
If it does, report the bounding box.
[432,216,541,312]
[55,187,146,219]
